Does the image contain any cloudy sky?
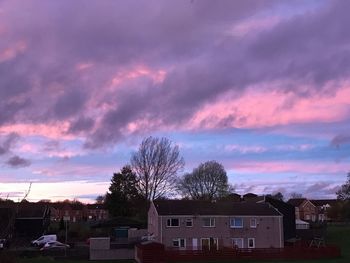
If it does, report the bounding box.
[0,0,349,202]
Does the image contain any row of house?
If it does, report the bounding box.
[49,202,109,222]
[146,196,338,250]
[148,199,285,250]
[0,201,109,238]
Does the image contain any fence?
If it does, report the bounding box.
[135,243,341,263]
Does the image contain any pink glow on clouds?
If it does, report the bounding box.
[189,82,350,130]
[75,62,94,71]
[227,15,280,37]
[17,143,81,158]
[227,160,348,175]
[0,122,75,140]
[0,40,26,62]
[109,65,166,88]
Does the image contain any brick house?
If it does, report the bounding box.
[310,199,337,221]
[148,200,284,250]
[287,198,317,222]
[87,204,109,221]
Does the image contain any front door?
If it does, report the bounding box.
[192,238,198,250]
[201,238,210,250]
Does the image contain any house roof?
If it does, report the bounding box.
[287,198,307,207]
[310,199,338,207]
[153,200,281,216]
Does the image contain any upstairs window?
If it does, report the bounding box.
[167,218,180,227]
[250,218,257,228]
[230,218,243,228]
[202,217,215,227]
[185,218,193,227]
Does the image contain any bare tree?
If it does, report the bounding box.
[178,160,229,201]
[131,136,184,201]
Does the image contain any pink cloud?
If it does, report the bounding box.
[0,40,26,62]
[188,81,350,130]
[227,160,348,175]
[0,123,75,140]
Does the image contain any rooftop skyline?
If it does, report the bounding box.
[0,0,349,202]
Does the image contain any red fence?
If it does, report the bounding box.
[135,243,341,263]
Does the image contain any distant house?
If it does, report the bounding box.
[310,199,337,221]
[148,200,284,250]
[87,204,109,221]
[287,198,317,222]
[263,196,296,241]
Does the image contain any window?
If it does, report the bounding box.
[248,238,255,248]
[250,218,257,228]
[202,217,215,227]
[167,218,179,227]
[232,238,244,249]
[173,238,186,249]
[230,218,243,228]
[185,218,193,227]
[201,238,218,250]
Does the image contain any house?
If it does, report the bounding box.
[87,204,109,221]
[263,196,296,241]
[0,207,15,239]
[14,202,51,237]
[310,199,337,221]
[148,200,284,250]
[287,198,317,222]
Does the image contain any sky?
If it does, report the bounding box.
[0,0,349,203]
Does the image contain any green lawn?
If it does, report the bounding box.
[19,257,134,263]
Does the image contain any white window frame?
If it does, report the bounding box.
[185,218,193,227]
[202,217,215,227]
[232,238,244,249]
[250,218,257,228]
[248,238,255,248]
[167,218,180,227]
[230,218,243,228]
[173,238,186,249]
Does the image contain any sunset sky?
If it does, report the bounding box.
[0,0,349,203]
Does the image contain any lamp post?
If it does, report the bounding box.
[63,216,70,257]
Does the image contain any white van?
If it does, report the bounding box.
[31,235,57,247]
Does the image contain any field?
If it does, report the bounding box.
[18,225,350,263]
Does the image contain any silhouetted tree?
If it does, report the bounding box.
[267,192,284,201]
[131,136,184,201]
[105,165,141,217]
[95,195,105,204]
[178,160,230,200]
[337,172,350,201]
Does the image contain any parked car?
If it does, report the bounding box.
[0,239,7,249]
[31,235,57,247]
[40,241,70,251]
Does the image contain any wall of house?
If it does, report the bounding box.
[299,201,317,221]
[147,202,159,242]
[156,215,283,249]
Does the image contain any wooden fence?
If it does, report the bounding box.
[135,243,341,263]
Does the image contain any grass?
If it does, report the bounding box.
[19,257,134,263]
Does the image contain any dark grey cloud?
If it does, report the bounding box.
[6,155,31,168]
[331,135,350,148]
[0,133,19,155]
